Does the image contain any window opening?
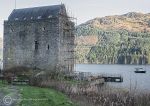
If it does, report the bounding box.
[35,40,39,50]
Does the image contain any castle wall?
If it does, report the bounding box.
[3,5,75,72]
[3,18,60,70]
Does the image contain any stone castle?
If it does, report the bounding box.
[3,4,75,72]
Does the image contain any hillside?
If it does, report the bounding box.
[76,12,150,64]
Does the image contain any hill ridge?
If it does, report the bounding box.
[76,12,150,64]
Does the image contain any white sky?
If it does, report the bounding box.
[0,0,150,38]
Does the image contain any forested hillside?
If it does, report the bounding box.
[76,12,150,64]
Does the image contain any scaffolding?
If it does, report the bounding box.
[59,9,77,73]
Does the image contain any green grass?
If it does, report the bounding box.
[0,80,5,86]
[0,80,75,106]
[19,86,75,106]
[0,80,10,94]
[0,80,3,86]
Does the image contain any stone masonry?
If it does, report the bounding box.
[3,4,75,72]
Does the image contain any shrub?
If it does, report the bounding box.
[2,66,33,84]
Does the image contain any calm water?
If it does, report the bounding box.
[75,64,150,92]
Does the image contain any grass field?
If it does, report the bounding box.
[19,86,74,106]
[0,80,75,106]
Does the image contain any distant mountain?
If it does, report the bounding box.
[76,12,150,64]
[79,12,150,32]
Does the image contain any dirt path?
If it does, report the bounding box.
[0,85,20,106]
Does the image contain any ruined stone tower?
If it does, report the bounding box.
[3,4,75,72]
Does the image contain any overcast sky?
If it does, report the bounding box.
[0,0,150,38]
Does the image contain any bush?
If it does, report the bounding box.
[2,66,33,84]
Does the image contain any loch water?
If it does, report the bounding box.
[75,64,150,92]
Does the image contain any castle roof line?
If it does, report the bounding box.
[8,4,65,21]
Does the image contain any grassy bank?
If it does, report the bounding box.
[19,86,74,106]
[0,80,11,95]
[0,80,75,106]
